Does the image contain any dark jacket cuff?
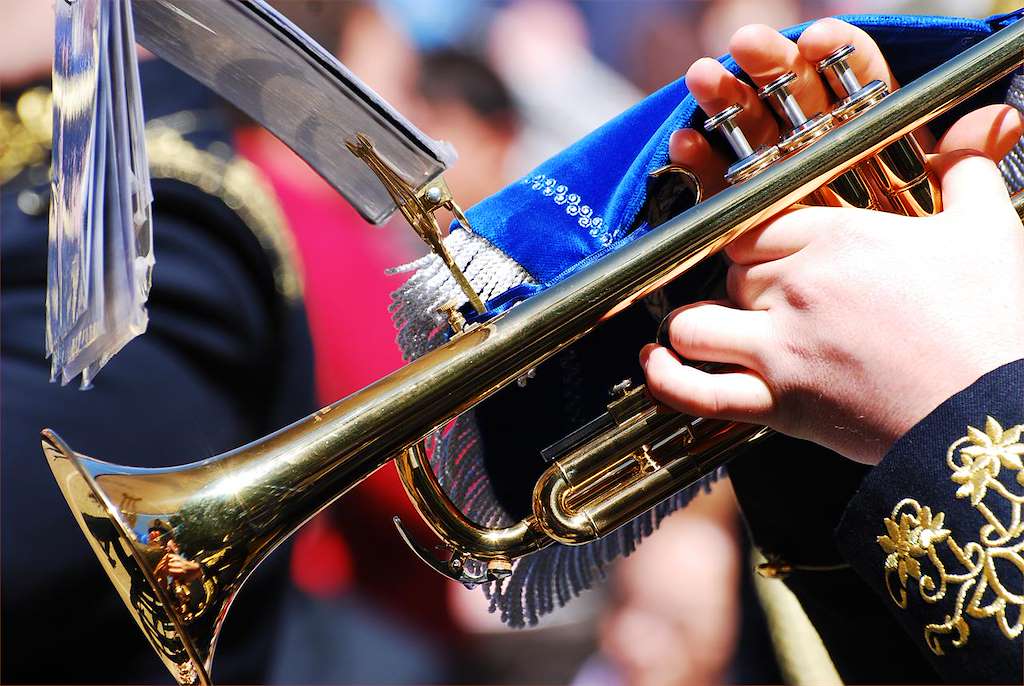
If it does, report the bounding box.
[836,359,1024,684]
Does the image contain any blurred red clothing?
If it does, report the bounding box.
[236,127,455,635]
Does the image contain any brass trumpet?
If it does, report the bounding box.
[42,21,1024,686]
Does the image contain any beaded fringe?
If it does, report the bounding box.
[389,228,531,543]
[388,229,534,360]
[389,228,717,627]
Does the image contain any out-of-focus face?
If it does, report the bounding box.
[416,99,517,212]
[0,0,56,84]
[599,492,741,686]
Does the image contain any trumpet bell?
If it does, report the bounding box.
[42,429,252,686]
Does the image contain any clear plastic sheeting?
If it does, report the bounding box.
[48,0,153,389]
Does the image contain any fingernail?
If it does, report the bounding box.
[639,343,657,367]
[656,313,673,349]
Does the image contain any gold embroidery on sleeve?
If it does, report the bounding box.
[877,416,1023,655]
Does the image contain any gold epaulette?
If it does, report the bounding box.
[144,124,303,301]
[0,88,303,302]
[0,88,52,185]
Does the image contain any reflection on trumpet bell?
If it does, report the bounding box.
[41,414,389,686]
[42,431,211,685]
[42,377,769,686]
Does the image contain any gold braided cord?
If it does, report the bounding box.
[751,550,843,686]
[145,125,303,301]
[878,416,1024,655]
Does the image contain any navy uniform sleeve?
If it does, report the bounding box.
[836,359,1024,684]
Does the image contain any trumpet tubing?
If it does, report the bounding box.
[42,20,1024,686]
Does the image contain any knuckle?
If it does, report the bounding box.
[746,316,774,370]
[776,261,821,311]
[645,372,671,403]
[681,376,720,417]
[725,265,745,303]
[704,386,727,418]
[778,275,810,311]
[643,355,677,403]
[729,262,773,309]
[668,309,703,355]
[723,240,745,264]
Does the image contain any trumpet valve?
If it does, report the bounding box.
[704,104,752,157]
[818,44,888,121]
[758,71,833,153]
[751,63,881,211]
[818,44,939,215]
[818,43,862,96]
[704,104,781,184]
[758,72,806,126]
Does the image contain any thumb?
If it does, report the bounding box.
[931,150,1013,214]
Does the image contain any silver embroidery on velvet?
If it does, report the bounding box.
[389,226,718,628]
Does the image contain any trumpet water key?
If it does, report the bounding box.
[42,17,1024,686]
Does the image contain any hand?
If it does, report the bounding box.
[164,553,201,579]
[154,552,202,582]
[640,19,1024,464]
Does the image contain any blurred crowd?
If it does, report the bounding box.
[1,0,1012,685]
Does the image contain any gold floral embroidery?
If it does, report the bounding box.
[879,505,949,592]
[0,87,52,183]
[878,417,1023,655]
